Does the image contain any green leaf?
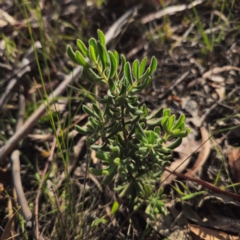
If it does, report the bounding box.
[75,125,92,134]
[108,78,116,93]
[135,133,147,144]
[97,29,106,46]
[136,122,146,138]
[113,50,119,69]
[106,122,121,138]
[108,51,117,78]
[90,168,103,176]
[139,68,150,81]
[132,59,139,79]
[96,150,111,161]
[179,123,185,131]
[167,115,175,130]
[102,166,117,185]
[180,191,207,201]
[92,103,102,118]
[89,45,97,63]
[124,62,133,85]
[161,116,168,126]
[89,38,98,63]
[125,114,141,124]
[154,126,161,135]
[146,131,156,144]
[90,144,105,150]
[149,56,157,74]
[139,57,147,75]
[119,54,126,76]
[82,105,99,119]
[111,201,119,214]
[91,218,107,227]
[89,117,99,129]
[119,182,132,198]
[159,147,171,154]
[162,117,169,132]
[130,77,151,94]
[146,107,163,120]
[163,109,171,117]
[97,42,108,71]
[114,157,120,165]
[172,129,181,135]
[76,39,88,57]
[82,68,104,83]
[146,118,161,126]
[67,45,78,64]
[175,129,190,138]
[110,146,120,158]
[172,114,185,131]
[166,137,182,150]
[75,50,90,67]
[86,123,95,132]
[117,133,126,148]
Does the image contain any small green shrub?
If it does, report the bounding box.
[67,30,190,217]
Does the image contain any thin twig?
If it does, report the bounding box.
[165,167,240,201]
[158,71,190,100]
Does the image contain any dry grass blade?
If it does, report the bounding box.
[141,0,206,24]
[0,210,18,240]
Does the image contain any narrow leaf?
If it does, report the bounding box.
[82,68,104,83]
[167,115,175,130]
[163,109,171,117]
[149,56,157,74]
[166,137,182,150]
[113,50,119,69]
[97,29,106,46]
[172,114,185,131]
[75,125,92,134]
[75,50,89,67]
[111,201,119,214]
[132,59,139,79]
[89,45,97,63]
[119,54,126,76]
[96,150,111,161]
[124,62,133,84]
[97,42,108,71]
[139,57,147,75]
[89,38,98,63]
[108,51,117,78]
[67,45,78,64]
[77,39,88,57]
[82,105,99,118]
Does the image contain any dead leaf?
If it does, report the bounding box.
[185,126,211,177]
[203,66,240,79]
[161,133,193,186]
[188,223,239,240]
[228,147,240,183]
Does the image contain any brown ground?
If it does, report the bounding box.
[0,0,240,239]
